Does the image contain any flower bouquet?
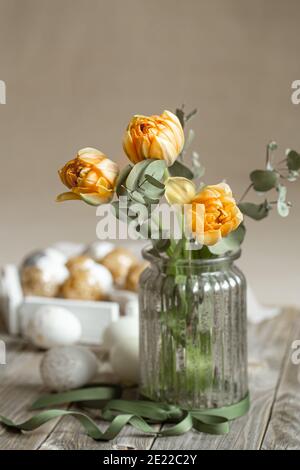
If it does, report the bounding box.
[57,107,299,412]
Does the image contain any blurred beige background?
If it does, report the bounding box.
[0,0,299,307]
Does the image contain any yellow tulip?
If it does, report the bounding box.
[57,148,119,205]
[123,110,184,167]
[165,178,243,246]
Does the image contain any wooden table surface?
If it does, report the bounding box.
[0,307,299,450]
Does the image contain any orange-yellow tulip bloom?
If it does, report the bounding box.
[57,148,119,205]
[165,178,243,246]
[123,110,184,167]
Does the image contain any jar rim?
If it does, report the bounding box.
[142,245,241,266]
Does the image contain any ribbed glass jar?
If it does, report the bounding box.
[139,248,248,409]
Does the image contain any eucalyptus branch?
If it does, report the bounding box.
[265,145,270,168]
[239,183,253,203]
[277,158,287,165]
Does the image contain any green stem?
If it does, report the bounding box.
[239,183,253,203]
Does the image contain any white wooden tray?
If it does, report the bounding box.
[0,264,120,344]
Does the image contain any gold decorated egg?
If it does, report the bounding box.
[101,248,138,287]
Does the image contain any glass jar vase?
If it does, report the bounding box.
[139,248,248,409]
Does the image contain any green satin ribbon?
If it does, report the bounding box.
[0,386,250,441]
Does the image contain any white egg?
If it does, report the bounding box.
[40,346,98,391]
[25,305,82,349]
[110,335,139,385]
[102,316,139,351]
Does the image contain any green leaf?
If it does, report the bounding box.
[190,246,218,259]
[168,160,194,180]
[111,201,130,221]
[250,170,278,192]
[287,170,299,182]
[124,160,166,207]
[111,200,143,223]
[268,141,278,151]
[143,159,166,181]
[287,150,300,171]
[116,164,132,196]
[208,224,246,255]
[191,152,205,179]
[125,160,152,191]
[276,184,290,217]
[175,107,185,128]
[143,184,165,198]
[144,174,165,189]
[238,201,270,220]
[129,190,148,204]
[183,129,195,152]
[143,195,161,205]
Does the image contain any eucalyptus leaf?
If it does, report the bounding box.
[143,159,166,181]
[183,129,195,152]
[208,224,246,255]
[129,190,148,204]
[276,184,290,217]
[250,169,278,192]
[238,201,270,220]
[143,195,161,205]
[175,108,185,128]
[287,170,299,182]
[191,152,205,179]
[111,201,133,222]
[125,160,152,191]
[168,160,194,180]
[144,174,165,189]
[142,184,164,200]
[268,141,278,151]
[190,246,217,259]
[185,108,197,123]
[116,164,132,196]
[287,150,300,171]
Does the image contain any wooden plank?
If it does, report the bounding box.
[0,309,298,450]
[261,310,300,450]
[39,386,160,450]
[151,309,296,450]
[0,343,66,450]
[0,333,27,363]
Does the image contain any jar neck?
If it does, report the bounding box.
[142,247,241,274]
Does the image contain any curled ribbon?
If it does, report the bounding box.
[0,386,250,441]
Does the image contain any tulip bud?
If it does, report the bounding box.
[123,110,184,167]
[57,148,119,205]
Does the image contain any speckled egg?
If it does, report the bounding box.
[20,249,69,297]
[101,248,138,287]
[62,260,113,300]
[66,255,94,272]
[40,346,98,391]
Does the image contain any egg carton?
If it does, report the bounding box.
[0,264,120,344]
